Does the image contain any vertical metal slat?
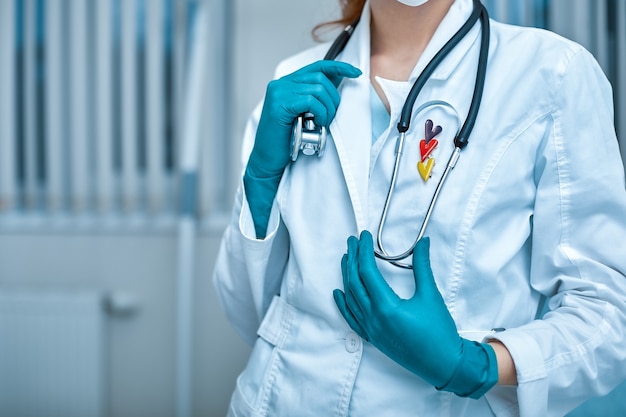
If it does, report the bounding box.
[593,0,609,73]
[24,0,39,211]
[198,1,213,218]
[573,0,594,52]
[174,0,188,179]
[0,0,16,212]
[45,0,65,212]
[69,0,90,212]
[146,0,166,214]
[95,0,114,214]
[548,0,573,42]
[520,0,535,27]
[199,0,232,217]
[121,0,139,213]
[494,0,510,23]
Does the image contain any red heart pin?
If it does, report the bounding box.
[425,119,442,142]
[420,139,438,162]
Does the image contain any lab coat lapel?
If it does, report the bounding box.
[327,0,480,232]
[328,4,372,233]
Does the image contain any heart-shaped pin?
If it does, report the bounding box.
[425,119,442,142]
[417,158,435,182]
[419,139,438,162]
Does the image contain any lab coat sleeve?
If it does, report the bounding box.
[213,100,290,346]
[491,49,626,417]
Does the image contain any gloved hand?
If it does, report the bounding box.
[244,60,361,239]
[333,231,498,398]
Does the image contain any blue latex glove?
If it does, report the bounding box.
[333,231,498,398]
[244,61,361,239]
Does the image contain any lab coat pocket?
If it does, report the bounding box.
[231,337,279,417]
[230,296,293,416]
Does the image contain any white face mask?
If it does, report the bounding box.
[396,0,430,6]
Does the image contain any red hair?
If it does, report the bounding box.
[313,0,367,41]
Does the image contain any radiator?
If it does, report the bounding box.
[0,289,106,417]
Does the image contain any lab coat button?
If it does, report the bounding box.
[345,332,361,353]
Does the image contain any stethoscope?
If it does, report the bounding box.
[291,0,490,268]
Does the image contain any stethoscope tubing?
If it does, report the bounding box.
[373,1,490,268]
[324,20,360,61]
[375,101,462,268]
[321,0,490,269]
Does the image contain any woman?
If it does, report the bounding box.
[213,0,626,415]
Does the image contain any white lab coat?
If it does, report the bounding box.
[213,1,626,416]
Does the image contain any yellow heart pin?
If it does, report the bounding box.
[417,158,435,182]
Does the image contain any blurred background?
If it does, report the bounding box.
[0,0,624,416]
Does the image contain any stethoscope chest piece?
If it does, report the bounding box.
[290,113,327,161]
